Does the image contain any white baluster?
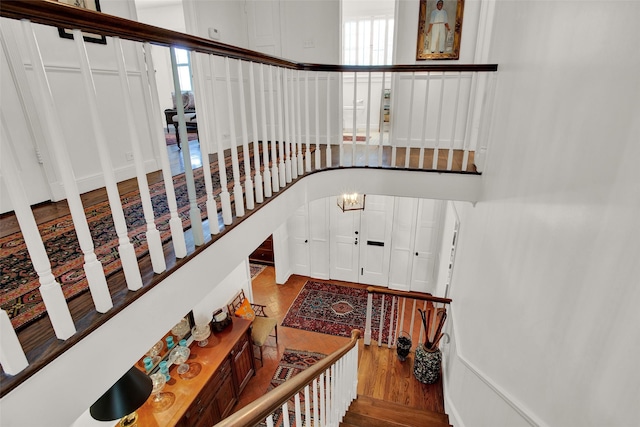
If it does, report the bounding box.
[388,296,396,348]
[282,402,290,427]
[397,297,406,348]
[461,72,478,172]
[364,292,373,346]
[319,373,326,427]
[259,64,272,198]
[282,68,292,183]
[312,379,318,427]
[209,55,234,225]
[223,57,246,217]
[410,299,417,342]
[433,72,446,170]
[405,72,416,168]
[377,72,386,167]
[326,368,332,426]
[304,71,312,172]
[365,71,372,167]
[275,67,287,188]
[326,72,332,168]
[294,392,303,426]
[314,73,321,170]
[288,69,298,179]
[248,63,264,204]
[236,60,255,211]
[267,66,280,192]
[448,72,463,170]
[113,38,167,270]
[0,118,75,339]
[189,51,219,235]
[350,71,358,166]
[170,47,205,245]
[419,72,432,169]
[390,72,398,167]
[377,295,385,347]
[75,30,146,290]
[266,414,274,427]
[143,42,188,253]
[22,21,112,312]
[418,300,428,345]
[0,310,28,375]
[296,70,304,174]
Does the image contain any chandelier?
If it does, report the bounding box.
[337,193,365,212]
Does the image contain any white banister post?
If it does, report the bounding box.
[73,30,146,290]
[419,72,432,169]
[0,310,28,375]
[189,50,220,235]
[22,21,112,313]
[461,72,478,172]
[281,68,292,183]
[377,295,386,347]
[296,70,304,175]
[294,392,303,426]
[248,63,264,204]
[326,72,332,168]
[325,367,332,426]
[288,69,298,179]
[405,72,416,168]
[377,72,386,167]
[311,380,318,427]
[304,71,312,172]
[389,72,398,167]
[314,73,321,170]
[275,67,287,188]
[266,415,274,427]
[432,72,446,169]
[350,71,358,166]
[113,38,167,271]
[267,65,280,193]
[223,57,246,217]
[304,385,311,427]
[282,402,290,427]
[364,293,373,345]
[169,47,205,245]
[142,42,188,255]
[388,296,396,348]
[0,117,76,339]
[236,60,255,211]
[447,72,463,171]
[259,64,272,198]
[365,71,372,167]
[409,299,417,346]
[209,55,234,225]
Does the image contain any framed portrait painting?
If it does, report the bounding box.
[416,0,464,60]
[57,0,107,45]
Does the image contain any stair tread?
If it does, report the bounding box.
[342,411,451,427]
[349,395,450,424]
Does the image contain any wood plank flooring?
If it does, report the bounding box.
[233,267,445,417]
[0,138,466,397]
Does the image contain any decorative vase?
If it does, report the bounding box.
[413,344,442,384]
[396,332,412,362]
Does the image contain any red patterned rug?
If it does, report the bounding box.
[0,152,252,330]
[259,348,326,427]
[281,280,396,343]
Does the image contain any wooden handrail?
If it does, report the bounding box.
[214,329,361,427]
[366,286,452,305]
[0,0,498,73]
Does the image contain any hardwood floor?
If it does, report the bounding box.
[0,137,465,397]
[233,267,446,417]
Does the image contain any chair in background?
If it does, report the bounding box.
[227,290,278,367]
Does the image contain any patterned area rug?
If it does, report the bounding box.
[0,153,252,330]
[259,348,326,427]
[249,263,267,279]
[281,280,396,343]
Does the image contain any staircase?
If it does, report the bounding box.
[340,395,452,427]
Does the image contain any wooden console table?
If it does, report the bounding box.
[132,318,255,427]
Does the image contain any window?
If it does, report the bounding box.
[343,16,394,65]
[174,47,192,92]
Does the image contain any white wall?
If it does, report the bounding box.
[444,1,640,426]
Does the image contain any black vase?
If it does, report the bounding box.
[413,344,442,384]
[396,333,412,361]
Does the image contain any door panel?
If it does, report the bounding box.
[308,197,330,279]
[330,198,360,282]
[246,1,282,57]
[289,205,310,276]
[410,199,443,293]
[388,197,418,291]
[359,195,393,286]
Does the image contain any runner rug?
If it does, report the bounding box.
[259,348,326,427]
[0,153,251,330]
[281,280,397,343]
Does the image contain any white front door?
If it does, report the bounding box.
[410,199,443,293]
[358,195,393,286]
[289,204,310,277]
[330,197,361,282]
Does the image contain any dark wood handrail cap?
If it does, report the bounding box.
[366,286,452,304]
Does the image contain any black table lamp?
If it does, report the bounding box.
[90,366,153,427]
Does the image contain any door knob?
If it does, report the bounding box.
[415,252,419,256]
[355,231,359,235]
[305,239,308,243]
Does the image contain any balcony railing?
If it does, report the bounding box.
[0,0,496,401]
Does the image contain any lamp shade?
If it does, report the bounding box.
[90,367,153,421]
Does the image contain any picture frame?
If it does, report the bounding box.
[416,0,464,60]
[57,0,107,45]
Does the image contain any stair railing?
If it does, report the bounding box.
[364,287,452,355]
[0,0,485,392]
[215,329,360,427]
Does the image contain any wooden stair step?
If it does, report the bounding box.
[340,395,451,427]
